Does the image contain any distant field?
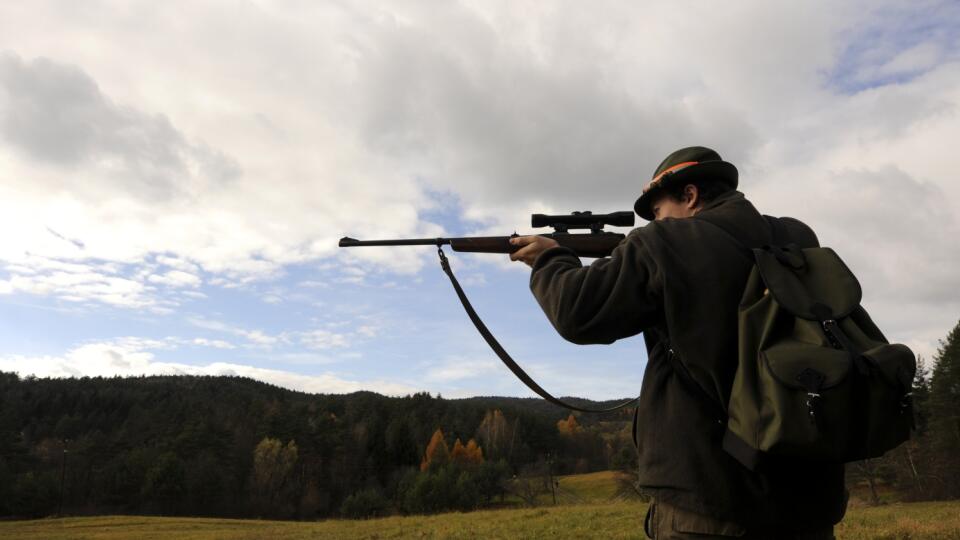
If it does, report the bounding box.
[2,501,959,540]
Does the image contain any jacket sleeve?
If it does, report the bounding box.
[528,228,664,345]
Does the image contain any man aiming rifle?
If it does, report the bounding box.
[509,146,843,539]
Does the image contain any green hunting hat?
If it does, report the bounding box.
[634,146,738,221]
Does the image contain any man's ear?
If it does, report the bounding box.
[683,184,700,209]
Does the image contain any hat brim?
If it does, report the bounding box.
[634,161,738,221]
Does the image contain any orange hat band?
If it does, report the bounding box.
[652,161,698,184]
[643,161,699,194]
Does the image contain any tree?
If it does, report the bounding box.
[451,438,484,468]
[140,452,186,515]
[385,417,419,468]
[927,319,960,498]
[464,439,484,465]
[557,414,580,435]
[420,429,449,472]
[505,459,551,507]
[250,437,299,517]
[475,459,510,503]
[476,409,511,461]
[340,487,388,519]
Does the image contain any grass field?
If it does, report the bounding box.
[2,500,959,540]
[0,472,955,539]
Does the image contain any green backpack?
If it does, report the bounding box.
[707,216,916,471]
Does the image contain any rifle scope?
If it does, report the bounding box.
[531,211,634,232]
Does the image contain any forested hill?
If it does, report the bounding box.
[0,372,637,519]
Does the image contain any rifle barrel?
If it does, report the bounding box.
[340,232,625,258]
[338,237,452,247]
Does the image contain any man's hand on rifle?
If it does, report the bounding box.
[509,235,559,267]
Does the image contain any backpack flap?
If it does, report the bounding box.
[753,246,861,321]
[758,341,854,459]
[763,341,852,391]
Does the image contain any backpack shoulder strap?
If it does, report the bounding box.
[696,213,783,256]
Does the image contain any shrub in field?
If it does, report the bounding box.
[398,464,485,514]
[475,459,511,503]
[340,487,389,519]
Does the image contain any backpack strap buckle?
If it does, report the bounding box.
[805,392,822,424]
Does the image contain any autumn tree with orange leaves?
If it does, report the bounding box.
[557,413,581,436]
[451,438,484,467]
[420,428,450,472]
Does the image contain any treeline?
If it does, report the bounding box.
[0,373,636,519]
[846,318,960,502]
[2,318,957,520]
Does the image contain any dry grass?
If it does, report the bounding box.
[1,500,958,540]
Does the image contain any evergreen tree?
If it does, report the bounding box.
[928,319,960,498]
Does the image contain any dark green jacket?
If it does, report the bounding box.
[529,191,846,529]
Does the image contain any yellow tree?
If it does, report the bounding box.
[451,438,467,465]
[451,437,485,467]
[557,413,581,436]
[420,428,450,472]
[476,409,511,460]
[251,437,299,515]
[464,438,484,465]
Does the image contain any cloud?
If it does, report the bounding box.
[299,329,349,350]
[0,337,418,396]
[0,1,957,375]
[148,270,202,288]
[0,53,239,195]
[191,338,236,350]
[187,316,286,348]
[0,50,436,305]
[423,355,500,383]
[0,256,158,309]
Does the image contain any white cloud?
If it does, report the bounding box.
[0,256,159,309]
[191,338,236,350]
[148,270,202,288]
[424,355,499,383]
[0,1,956,370]
[299,329,349,350]
[0,338,418,396]
[187,316,286,348]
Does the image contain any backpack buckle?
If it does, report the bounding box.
[821,319,843,349]
[900,391,913,412]
[805,392,821,423]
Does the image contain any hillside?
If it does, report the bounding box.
[0,372,635,519]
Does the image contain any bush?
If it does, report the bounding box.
[475,459,510,502]
[396,464,487,515]
[340,487,389,519]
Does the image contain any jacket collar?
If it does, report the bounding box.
[696,190,746,216]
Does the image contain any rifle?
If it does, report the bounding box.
[338,210,634,258]
[338,210,641,414]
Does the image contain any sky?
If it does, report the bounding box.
[0,1,958,400]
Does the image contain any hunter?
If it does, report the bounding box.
[509,146,844,539]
